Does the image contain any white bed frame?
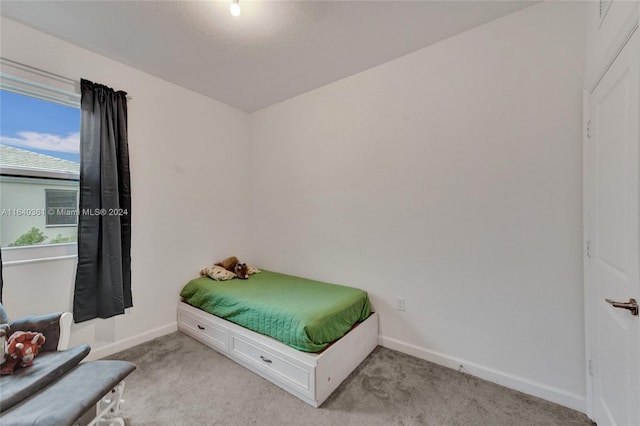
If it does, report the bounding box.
[177,301,379,407]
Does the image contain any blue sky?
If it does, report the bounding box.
[0,89,80,163]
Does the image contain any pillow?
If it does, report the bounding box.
[0,303,8,324]
[0,324,9,368]
[246,265,261,275]
[200,265,236,281]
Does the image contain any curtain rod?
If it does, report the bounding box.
[0,57,133,101]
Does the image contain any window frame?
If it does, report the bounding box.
[0,57,81,264]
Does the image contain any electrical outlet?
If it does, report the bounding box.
[395,297,405,311]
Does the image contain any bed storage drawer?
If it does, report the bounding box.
[229,331,314,399]
[178,307,228,352]
[179,302,378,408]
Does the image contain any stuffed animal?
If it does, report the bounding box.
[0,331,46,375]
[215,256,249,279]
[215,256,239,271]
[200,256,260,281]
[0,324,9,367]
[234,263,249,280]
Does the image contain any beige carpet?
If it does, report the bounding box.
[106,332,593,425]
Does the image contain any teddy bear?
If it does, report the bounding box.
[215,256,249,279]
[0,331,46,375]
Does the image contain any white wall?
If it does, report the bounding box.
[250,2,586,411]
[1,1,589,412]
[0,18,252,359]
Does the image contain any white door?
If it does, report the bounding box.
[587,30,640,426]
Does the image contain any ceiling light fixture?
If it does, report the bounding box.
[230,0,241,17]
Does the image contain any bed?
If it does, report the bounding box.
[177,270,379,407]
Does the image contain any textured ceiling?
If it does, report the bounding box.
[0,1,536,112]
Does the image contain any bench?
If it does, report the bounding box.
[0,305,136,425]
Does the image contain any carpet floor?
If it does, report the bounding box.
[106,332,593,426]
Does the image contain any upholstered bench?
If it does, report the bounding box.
[1,359,136,425]
[0,304,136,425]
[0,344,91,412]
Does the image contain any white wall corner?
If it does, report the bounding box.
[378,335,586,414]
[86,322,178,361]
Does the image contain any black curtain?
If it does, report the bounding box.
[73,79,132,323]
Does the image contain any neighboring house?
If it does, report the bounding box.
[0,144,79,247]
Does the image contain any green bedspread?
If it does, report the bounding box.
[180,270,371,352]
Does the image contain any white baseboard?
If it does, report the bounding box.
[86,322,178,361]
[378,335,586,414]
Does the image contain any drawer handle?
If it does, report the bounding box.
[197,324,205,330]
[260,355,272,364]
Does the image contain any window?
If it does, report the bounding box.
[0,58,80,256]
[45,189,78,226]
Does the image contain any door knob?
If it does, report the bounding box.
[605,298,639,316]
